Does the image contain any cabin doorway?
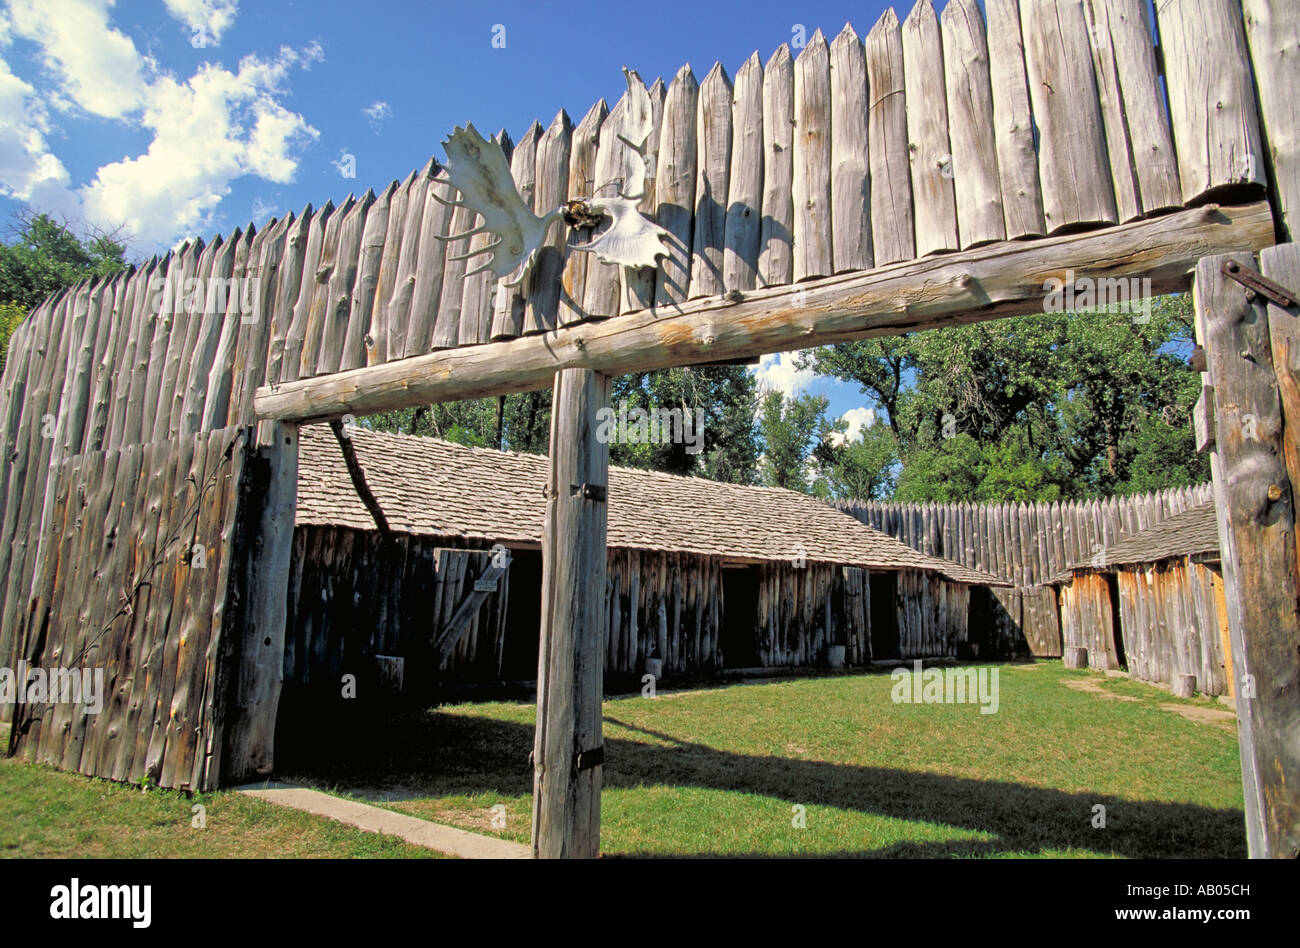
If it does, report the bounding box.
[1106,574,1127,670]
[869,571,900,660]
[720,565,761,668]
[500,548,543,680]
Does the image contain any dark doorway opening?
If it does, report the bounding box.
[869,571,900,660]
[964,586,992,659]
[1106,573,1127,670]
[720,565,760,668]
[500,548,542,680]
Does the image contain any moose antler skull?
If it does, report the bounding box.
[433,68,670,297]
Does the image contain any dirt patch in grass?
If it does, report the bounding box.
[1159,703,1237,731]
[1062,678,1140,701]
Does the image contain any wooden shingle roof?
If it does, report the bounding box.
[1050,502,1220,582]
[296,426,1006,585]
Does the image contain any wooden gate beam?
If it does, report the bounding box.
[533,368,610,859]
[254,201,1275,423]
[1195,249,1300,858]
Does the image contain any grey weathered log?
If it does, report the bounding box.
[525,110,572,335]
[388,162,434,358]
[533,367,610,859]
[254,201,1274,421]
[561,99,608,326]
[281,203,333,383]
[1083,0,1182,218]
[759,45,795,284]
[830,24,872,272]
[1021,0,1118,231]
[407,170,456,354]
[1242,0,1300,241]
[461,131,514,344]
[985,0,1045,239]
[1159,0,1267,204]
[865,9,915,263]
[370,173,413,364]
[1197,250,1300,858]
[793,30,833,280]
[622,79,667,314]
[344,183,393,370]
[491,122,541,339]
[690,63,732,298]
[724,52,764,291]
[655,65,699,305]
[941,0,1006,247]
[903,0,958,256]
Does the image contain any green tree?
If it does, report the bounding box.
[757,390,829,491]
[811,419,898,500]
[0,210,129,311]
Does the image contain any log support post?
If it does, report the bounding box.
[532,368,610,858]
[222,421,299,783]
[1195,248,1300,858]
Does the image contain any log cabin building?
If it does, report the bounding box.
[287,426,1008,707]
[1050,502,1232,697]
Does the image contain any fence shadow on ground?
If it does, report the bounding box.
[274,706,1245,858]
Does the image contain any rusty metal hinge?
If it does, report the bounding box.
[575,745,604,772]
[1221,260,1298,309]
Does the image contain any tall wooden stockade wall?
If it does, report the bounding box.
[835,483,1215,654]
[0,0,1296,855]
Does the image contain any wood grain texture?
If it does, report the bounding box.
[561,100,607,326]
[655,65,699,305]
[491,122,540,339]
[830,24,872,272]
[986,0,1045,239]
[1021,0,1118,231]
[759,44,795,284]
[525,110,572,335]
[1243,0,1300,241]
[902,0,958,255]
[793,30,833,280]
[865,9,915,263]
[724,52,764,291]
[691,63,732,298]
[942,0,1006,247]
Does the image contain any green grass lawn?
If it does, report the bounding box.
[278,661,1246,858]
[0,725,439,858]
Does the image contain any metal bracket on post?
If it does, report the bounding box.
[1220,260,1298,309]
[573,483,607,502]
[574,745,604,772]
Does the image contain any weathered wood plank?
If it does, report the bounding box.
[1243,0,1300,241]
[1084,0,1182,218]
[525,110,572,335]
[986,0,1045,239]
[941,0,1006,247]
[1159,0,1267,204]
[759,45,795,284]
[561,101,608,326]
[793,31,833,280]
[691,63,732,298]
[830,24,872,272]
[655,65,699,306]
[533,367,610,859]
[903,0,959,256]
[491,122,541,340]
[1198,250,1300,857]
[256,201,1274,420]
[343,184,394,370]
[724,54,764,292]
[1021,0,1118,231]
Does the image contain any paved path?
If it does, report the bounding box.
[238,782,531,859]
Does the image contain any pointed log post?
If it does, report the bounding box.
[1195,250,1300,858]
[222,421,299,782]
[532,368,610,859]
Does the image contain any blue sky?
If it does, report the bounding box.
[0,0,917,430]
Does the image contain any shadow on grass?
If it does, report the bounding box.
[273,704,1245,858]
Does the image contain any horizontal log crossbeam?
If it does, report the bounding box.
[255,201,1276,422]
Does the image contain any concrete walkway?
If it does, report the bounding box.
[238,782,531,859]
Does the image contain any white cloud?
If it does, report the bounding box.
[752,352,816,399]
[4,0,149,119]
[163,0,239,46]
[827,406,876,446]
[362,100,391,131]
[0,2,321,250]
[0,54,72,206]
